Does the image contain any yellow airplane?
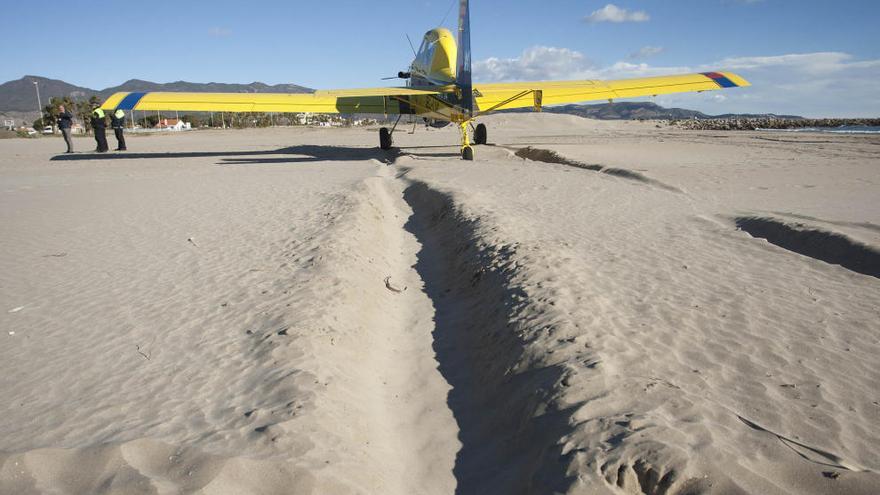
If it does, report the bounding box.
[100,0,749,160]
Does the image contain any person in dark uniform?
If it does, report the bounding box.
[110,109,127,151]
[58,104,74,153]
[91,106,108,152]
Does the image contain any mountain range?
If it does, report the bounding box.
[516,101,803,120]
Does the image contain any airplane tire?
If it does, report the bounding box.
[379,127,393,150]
[461,146,474,161]
[474,123,487,145]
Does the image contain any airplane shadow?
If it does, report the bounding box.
[50,145,393,164]
[50,144,460,164]
[218,145,402,165]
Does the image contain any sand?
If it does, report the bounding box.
[1,115,878,494]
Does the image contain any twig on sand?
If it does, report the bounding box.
[136,344,151,361]
[187,237,199,247]
[384,276,407,293]
[42,252,68,258]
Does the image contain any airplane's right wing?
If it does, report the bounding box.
[473,72,750,114]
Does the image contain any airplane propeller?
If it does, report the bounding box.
[406,34,417,57]
[381,72,412,81]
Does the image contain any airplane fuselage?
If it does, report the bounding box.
[397,28,472,124]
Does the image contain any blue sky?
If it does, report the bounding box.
[3,0,879,116]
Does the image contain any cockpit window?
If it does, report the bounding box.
[415,35,437,71]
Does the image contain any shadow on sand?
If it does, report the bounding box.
[50,145,460,164]
[402,182,578,494]
[736,216,880,278]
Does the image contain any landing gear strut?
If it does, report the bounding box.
[458,121,487,160]
[459,121,473,160]
[383,117,485,160]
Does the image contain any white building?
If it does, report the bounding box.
[154,118,192,131]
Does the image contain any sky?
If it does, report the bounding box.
[3,0,878,117]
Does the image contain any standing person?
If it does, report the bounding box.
[110,109,127,151]
[91,106,108,153]
[58,104,74,153]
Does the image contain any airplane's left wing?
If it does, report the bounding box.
[473,72,750,115]
[100,86,453,114]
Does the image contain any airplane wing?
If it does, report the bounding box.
[473,72,750,114]
[100,72,748,118]
[100,86,453,114]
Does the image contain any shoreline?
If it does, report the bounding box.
[669,117,880,131]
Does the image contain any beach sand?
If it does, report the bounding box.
[1,115,878,494]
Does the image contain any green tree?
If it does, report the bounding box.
[74,96,102,133]
[139,115,159,128]
[75,100,92,133]
[181,114,204,127]
[37,96,78,131]
[42,105,56,128]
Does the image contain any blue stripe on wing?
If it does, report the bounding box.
[701,72,738,88]
[116,92,147,110]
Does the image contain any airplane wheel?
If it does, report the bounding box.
[379,127,393,150]
[461,146,474,161]
[474,123,487,145]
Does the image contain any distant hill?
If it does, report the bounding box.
[531,101,803,120]
[98,79,312,96]
[0,76,313,113]
[0,76,93,113]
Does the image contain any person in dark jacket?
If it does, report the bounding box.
[58,105,74,153]
[110,109,127,151]
[91,106,108,152]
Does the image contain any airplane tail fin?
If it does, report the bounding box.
[456,0,473,117]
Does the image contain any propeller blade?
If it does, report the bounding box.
[406,34,417,57]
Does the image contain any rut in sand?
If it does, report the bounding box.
[305,164,462,494]
[305,160,589,494]
[353,159,698,495]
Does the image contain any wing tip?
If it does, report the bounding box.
[100,92,129,110]
[703,71,751,88]
[723,72,751,88]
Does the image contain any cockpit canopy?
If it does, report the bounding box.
[411,28,457,84]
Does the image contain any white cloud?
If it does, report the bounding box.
[714,52,880,75]
[474,46,593,81]
[473,47,880,117]
[585,4,650,24]
[629,46,665,59]
[474,48,686,82]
